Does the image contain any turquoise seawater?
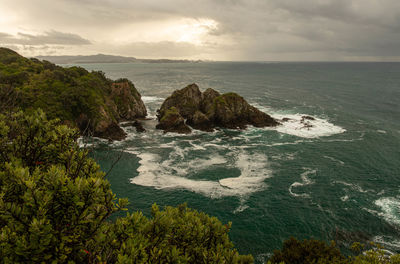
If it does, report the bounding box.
[73,62,400,263]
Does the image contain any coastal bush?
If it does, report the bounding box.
[0,109,126,263]
[268,238,400,264]
[0,109,253,263]
[268,237,346,264]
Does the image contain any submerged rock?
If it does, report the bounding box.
[156,83,279,133]
[132,120,146,133]
[281,117,292,122]
[120,120,146,132]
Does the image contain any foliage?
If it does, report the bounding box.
[0,47,137,134]
[0,109,253,263]
[88,204,254,263]
[268,237,346,264]
[0,109,127,263]
[268,238,400,264]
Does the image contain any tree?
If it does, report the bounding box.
[0,109,127,263]
[0,109,253,263]
[268,237,347,264]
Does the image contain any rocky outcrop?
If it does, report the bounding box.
[110,79,147,120]
[156,107,191,133]
[156,83,279,133]
[158,83,202,119]
[0,48,149,141]
[75,80,147,140]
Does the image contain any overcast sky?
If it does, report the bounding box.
[1,0,400,61]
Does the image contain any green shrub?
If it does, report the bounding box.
[268,237,347,264]
[268,238,400,264]
[0,109,253,263]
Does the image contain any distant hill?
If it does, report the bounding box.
[36,54,201,64]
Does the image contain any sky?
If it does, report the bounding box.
[1,0,400,61]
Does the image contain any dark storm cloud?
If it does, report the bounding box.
[2,0,400,60]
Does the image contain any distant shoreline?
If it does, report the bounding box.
[35,54,204,64]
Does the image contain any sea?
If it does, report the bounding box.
[71,61,400,263]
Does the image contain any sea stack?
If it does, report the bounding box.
[156,83,279,133]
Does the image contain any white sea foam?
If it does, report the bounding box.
[233,204,249,214]
[378,190,386,195]
[375,197,400,226]
[219,152,271,194]
[333,181,369,193]
[323,155,345,165]
[77,136,107,148]
[341,195,349,202]
[130,150,272,199]
[373,236,400,250]
[377,130,387,134]
[272,113,346,138]
[289,168,316,198]
[141,96,164,103]
[266,140,310,147]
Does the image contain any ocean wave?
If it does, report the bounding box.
[333,181,370,193]
[129,149,272,199]
[323,155,345,165]
[77,136,108,148]
[272,113,346,138]
[373,235,400,251]
[141,95,164,103]
[374,197,400,226]
[289,168,316,198]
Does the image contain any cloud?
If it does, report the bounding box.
[107,41,214,58]
[2,0,400,60]
[0,30,91,46]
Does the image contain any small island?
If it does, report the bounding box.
[156,83,279,134]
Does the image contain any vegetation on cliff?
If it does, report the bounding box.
[0,47,146,140]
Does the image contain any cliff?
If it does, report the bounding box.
[156,83,279,133]
[0,47,147,140]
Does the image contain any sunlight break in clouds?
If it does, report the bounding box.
[2,0,400,61]
[175,18,218,44]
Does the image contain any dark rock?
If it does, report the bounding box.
[119,121,145,132]
[301,115,315,121]
[132,121,146,133]
[281,117,292,122]
[201,88,220,113]
[93,80,147,140]
[156,106,191,134]
[110,79,147,120]
[119,122,135,128]
[209,93,279,129]
[187,110,214,132]
[156,84,279,133]
[302,122,313,129]
[93,122,127,141]
[158,83,202,119]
